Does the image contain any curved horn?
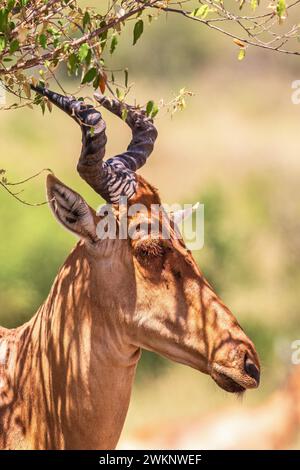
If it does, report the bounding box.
[31,86,158,204]
[94,93,158,173]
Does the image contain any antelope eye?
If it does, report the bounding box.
[133,238,167,262]
[173,269,182,280]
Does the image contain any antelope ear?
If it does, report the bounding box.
[46,174,97,242]
[170,202,200,225]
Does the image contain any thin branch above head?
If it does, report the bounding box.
[0,0,300,115]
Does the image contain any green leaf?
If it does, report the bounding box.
[81,67,97,84]
[190,5,209,19]
[9,38,19,53]
[93,72,100,89]
[133,19,144,45]
[78,43,89,62]
[276,0,286,18]
[121,108,128,121]
[238,48,246,61]
[67,53,78,75]
[151,104,159,119]
[83,11,91,30]
[0,36,5,53]
[39,33,47,49]
[146,100,159,119]
[85,48,92,66]
[110,34,118,54]
[0,9,9,33]
[7,1,15,11]
[99,21,107,48]
[116,88,125,100]
[146,100,154,116]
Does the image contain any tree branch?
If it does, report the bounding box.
[1,1,157,75]
[153,1,300,56]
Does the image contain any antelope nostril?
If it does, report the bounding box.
[244,355,260,384]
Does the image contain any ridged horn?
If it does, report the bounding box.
[31,86,158,203]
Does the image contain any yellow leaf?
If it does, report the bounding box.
[238,48,246,61]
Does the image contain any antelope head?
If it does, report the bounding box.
[33,86,260,394]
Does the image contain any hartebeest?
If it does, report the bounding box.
[0,87,260,450]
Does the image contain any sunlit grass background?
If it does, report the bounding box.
[1,1,300,448]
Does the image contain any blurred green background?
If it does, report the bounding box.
[1,1,300,448]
